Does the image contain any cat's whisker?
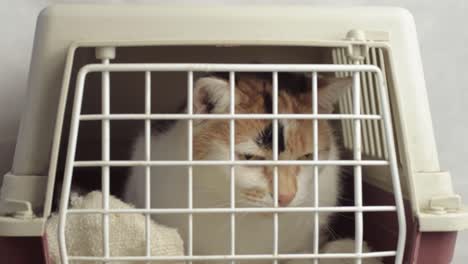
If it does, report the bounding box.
[325,224,341,241]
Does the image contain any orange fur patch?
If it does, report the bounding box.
[192,74,335,204]
[193,75,333,159]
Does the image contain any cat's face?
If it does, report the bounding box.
[192,73,350,207]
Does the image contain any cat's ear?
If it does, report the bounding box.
[193,77,230,114]
[317,76,352,113]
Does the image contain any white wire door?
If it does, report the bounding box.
[58,61,406,264]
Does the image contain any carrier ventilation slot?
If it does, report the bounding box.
[333,47,389,159]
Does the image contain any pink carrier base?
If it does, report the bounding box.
[0,236,49,264]
[408,231,457,264]
[363,183,457,264]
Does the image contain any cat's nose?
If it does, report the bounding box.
[278,193,295,206]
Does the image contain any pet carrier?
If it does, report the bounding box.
[0,4,466,264]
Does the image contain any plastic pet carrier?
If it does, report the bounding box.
[0,4,466,264]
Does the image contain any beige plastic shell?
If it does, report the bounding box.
[1,4,466,236]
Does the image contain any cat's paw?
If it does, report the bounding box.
[319,238,383,264]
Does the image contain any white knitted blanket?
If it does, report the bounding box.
[46,191,184,264]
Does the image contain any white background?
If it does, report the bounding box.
[0,0,466,262]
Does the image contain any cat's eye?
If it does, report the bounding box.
[238,154,265,161]
[299,153,314,160]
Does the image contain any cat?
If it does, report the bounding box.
[124,73,382,264]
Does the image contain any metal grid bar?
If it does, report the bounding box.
[79,113,382,121]
[187,71,194,264]
[58,62,406,264]
[66,206,397,214]
[73,160,389,167]
[272,71,279,264]
[374,60,407,264]
[312,72,319,264]
[72,63,386,73]
[353,70,363,264]
[101,58,111,261]
[68,251,397,262]
[229,71,236,264]
[58,53,88,264]
[144,71,152,258]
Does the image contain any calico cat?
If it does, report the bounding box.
[124,73,382,264]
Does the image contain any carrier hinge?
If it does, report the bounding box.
[345,29,389,62]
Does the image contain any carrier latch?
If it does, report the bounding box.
[0,172,47,218]
[0,199,34,219]
[426,195,462,215]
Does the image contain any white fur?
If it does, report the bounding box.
[124,120,344,263]
[123,75,383,264]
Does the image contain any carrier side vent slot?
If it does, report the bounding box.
[333,47,389,160]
